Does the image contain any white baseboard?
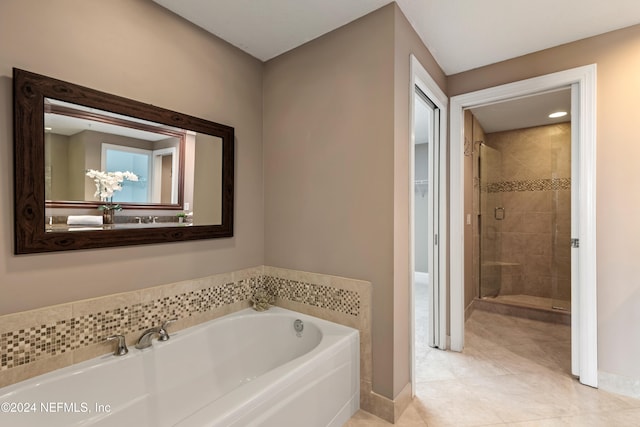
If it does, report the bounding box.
[599,371,640,399]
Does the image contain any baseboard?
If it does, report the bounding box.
[465,299,476,321]
[392,383,413,422]
[599,371,640,399]
[360,381,412,424]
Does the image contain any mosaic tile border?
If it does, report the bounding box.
[0,271,362,373]
[262,276,360,317]
[0,277,256,372]
[483,177,571,193]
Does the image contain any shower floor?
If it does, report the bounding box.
[487,294,571,312]
[476,294,570,325]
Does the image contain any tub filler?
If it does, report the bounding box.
[0,307,359,427]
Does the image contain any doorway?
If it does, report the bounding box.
[470,88,572,314]
[409,55,448,394]
[449,65,597,387]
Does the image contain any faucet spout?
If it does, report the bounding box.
[135,319,177,349]
[135,328,161,349]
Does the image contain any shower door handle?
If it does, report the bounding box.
[494,207,505,220]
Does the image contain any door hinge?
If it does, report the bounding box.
[571,238,579,248]
[435,234,438,245]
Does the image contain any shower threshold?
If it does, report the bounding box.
[475,295,570,325]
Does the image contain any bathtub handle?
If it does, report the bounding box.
[106,334,129,356]
[158,318,177,341]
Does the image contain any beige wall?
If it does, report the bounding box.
[193,134,223,225]
[0,0,264,314]
[449,24,640,382]
[392,4,446,396]
[264,3,445,399]
[264,5,396,398]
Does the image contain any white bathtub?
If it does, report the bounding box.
[0,307,359,427]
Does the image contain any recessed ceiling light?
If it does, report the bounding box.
[549,111,568,118]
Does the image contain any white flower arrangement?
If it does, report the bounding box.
[85,169,139,209]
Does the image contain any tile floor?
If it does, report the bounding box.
[345,309,640,426]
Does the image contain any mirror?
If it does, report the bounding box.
[14,68,234,254]
[44,98,186,207]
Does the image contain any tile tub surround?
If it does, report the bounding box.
[0,266,379,417]
[261,266,383,420]
[0,266,261,387]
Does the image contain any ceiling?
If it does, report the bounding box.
[153,0,640,75]
[45,99,175,141]
[470,88,571,133]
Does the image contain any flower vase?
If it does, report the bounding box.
[102,208,114,225]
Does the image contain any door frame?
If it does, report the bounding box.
[449,64,598,386]
[409,55,448,395]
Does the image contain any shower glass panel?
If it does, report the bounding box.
[479,144,503,298]
[551,132,572,311]
[478,123,571,312]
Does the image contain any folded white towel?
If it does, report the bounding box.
[66,215,104,225]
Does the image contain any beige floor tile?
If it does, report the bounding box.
[343,403,428,427]
[346,310,640,426]
[343,409,394,427]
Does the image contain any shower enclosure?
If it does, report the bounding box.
[476,124,572,312]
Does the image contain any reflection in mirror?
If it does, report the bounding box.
[42,99,224,230]
[44,99,184,205]
[14,68,234,253]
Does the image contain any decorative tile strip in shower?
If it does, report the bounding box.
[483,177,571,193]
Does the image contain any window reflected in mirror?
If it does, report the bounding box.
[43,98,223,230]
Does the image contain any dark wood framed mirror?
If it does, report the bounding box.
[14,68,234,254]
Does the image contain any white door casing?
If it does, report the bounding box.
[449,64,597,387]
[410,55,448,396]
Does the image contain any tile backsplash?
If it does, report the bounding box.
[0,266,371,394]
[0,273,258,373]
[263,275,360,316]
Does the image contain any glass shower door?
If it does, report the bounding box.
[550,131,572,311]
[479,144,503,299]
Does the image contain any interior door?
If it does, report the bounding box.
[413,86,441,348]
[570,82,580,378]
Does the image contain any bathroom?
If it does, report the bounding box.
[3,1,640,425]
[0,1,430,424]
[464,89,573,323]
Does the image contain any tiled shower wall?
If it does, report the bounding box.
[0,266,372,400]
[482,123,571,302]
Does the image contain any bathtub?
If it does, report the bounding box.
[0,307,359,427]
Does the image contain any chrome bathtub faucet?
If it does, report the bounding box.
[106,334,129,356]
[135,319,177,349]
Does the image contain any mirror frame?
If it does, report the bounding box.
[14,68,234,254]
